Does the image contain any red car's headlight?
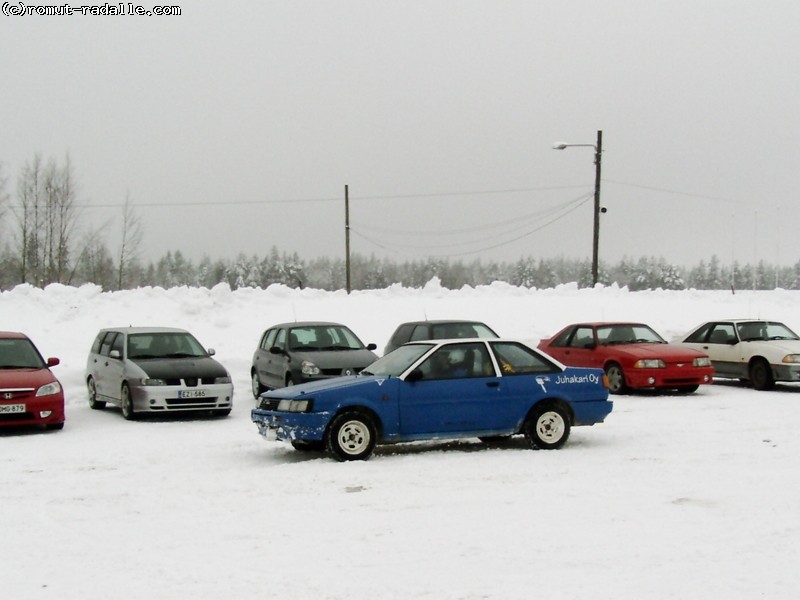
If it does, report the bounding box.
[633,359,666,369]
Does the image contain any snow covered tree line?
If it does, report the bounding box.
[2,156,800,292]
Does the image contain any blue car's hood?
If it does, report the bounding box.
[261,374,385,399]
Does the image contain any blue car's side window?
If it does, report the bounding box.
[490,342,558,376]
[418,342,493,380]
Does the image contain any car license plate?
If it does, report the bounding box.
[178,390,206,399]
[0,404,25,414]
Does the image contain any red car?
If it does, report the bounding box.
[538,322,714,394]
[0,331,65,430]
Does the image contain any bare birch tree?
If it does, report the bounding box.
[0,162,8,225]
[117,193,143,290]
[13,153,81,285]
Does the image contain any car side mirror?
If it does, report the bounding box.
[46,357,60,367]
[366,343,377,351]
[269,346,284,355]
[405,368,424,382]
[109,350,121,359]
[207,348,216,356]
[583,342,597,349]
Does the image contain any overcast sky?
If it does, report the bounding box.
[2,1,799,268]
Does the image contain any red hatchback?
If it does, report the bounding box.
[0,332,65,430]
[538,322,714,394]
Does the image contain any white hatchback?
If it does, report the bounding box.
[679,320,800,390]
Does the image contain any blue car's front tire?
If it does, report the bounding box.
[326,411,378,461]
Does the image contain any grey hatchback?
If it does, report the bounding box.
[383,320,499,355]
[85,327,234,420]
[251,321,378,397]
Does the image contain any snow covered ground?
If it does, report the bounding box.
[2,281,799,599]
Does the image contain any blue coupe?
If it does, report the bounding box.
[251,339,613,461]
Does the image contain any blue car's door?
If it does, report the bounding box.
[398,376,502,435]
[397,342,518,435]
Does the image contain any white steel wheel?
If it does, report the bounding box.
[536,411,565,443]
[337,420,371,455]
[326,412,377,461]
[525,404,571,450]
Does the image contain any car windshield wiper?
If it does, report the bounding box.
[360,369,374,376]
[163,352,198,358]
[0,364,38,369]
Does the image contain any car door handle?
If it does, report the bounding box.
[485,381,499,388]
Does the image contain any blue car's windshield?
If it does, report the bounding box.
[361,344,433,377]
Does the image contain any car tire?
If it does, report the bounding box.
[251,371,265,399]
[676,385,699,394]
[605,362,630,394]
[121,383,137,420]
[87,377,106,410]
[749,359,775,391]
[46,422,65,431]
[213,408,231,417]
[524,403,571,450]
[326,411,378,461]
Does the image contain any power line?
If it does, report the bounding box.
[352,193,593,257]
[351,193,590,238]
[8,183,591,210]
[603,179,742,205]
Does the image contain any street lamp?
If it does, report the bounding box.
[553,130,603,286]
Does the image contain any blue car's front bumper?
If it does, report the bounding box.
[251,408,330,442]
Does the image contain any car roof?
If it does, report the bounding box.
[0,331,29,339]
[720,319,778,323]
[398,319,490,326]
[565,322,649,327]
[405,337,520,346]
[270,321,346,329]
[99,327,190,334]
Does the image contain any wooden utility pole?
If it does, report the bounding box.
[592,130,603,286]
[345,184,351,293]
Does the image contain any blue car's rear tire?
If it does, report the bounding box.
[525,404,570,450]
[326,411,377,461]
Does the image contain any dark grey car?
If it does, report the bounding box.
[383,320,500,355]
[251,321,378,397]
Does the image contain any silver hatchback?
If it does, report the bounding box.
[85,327,234,420]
